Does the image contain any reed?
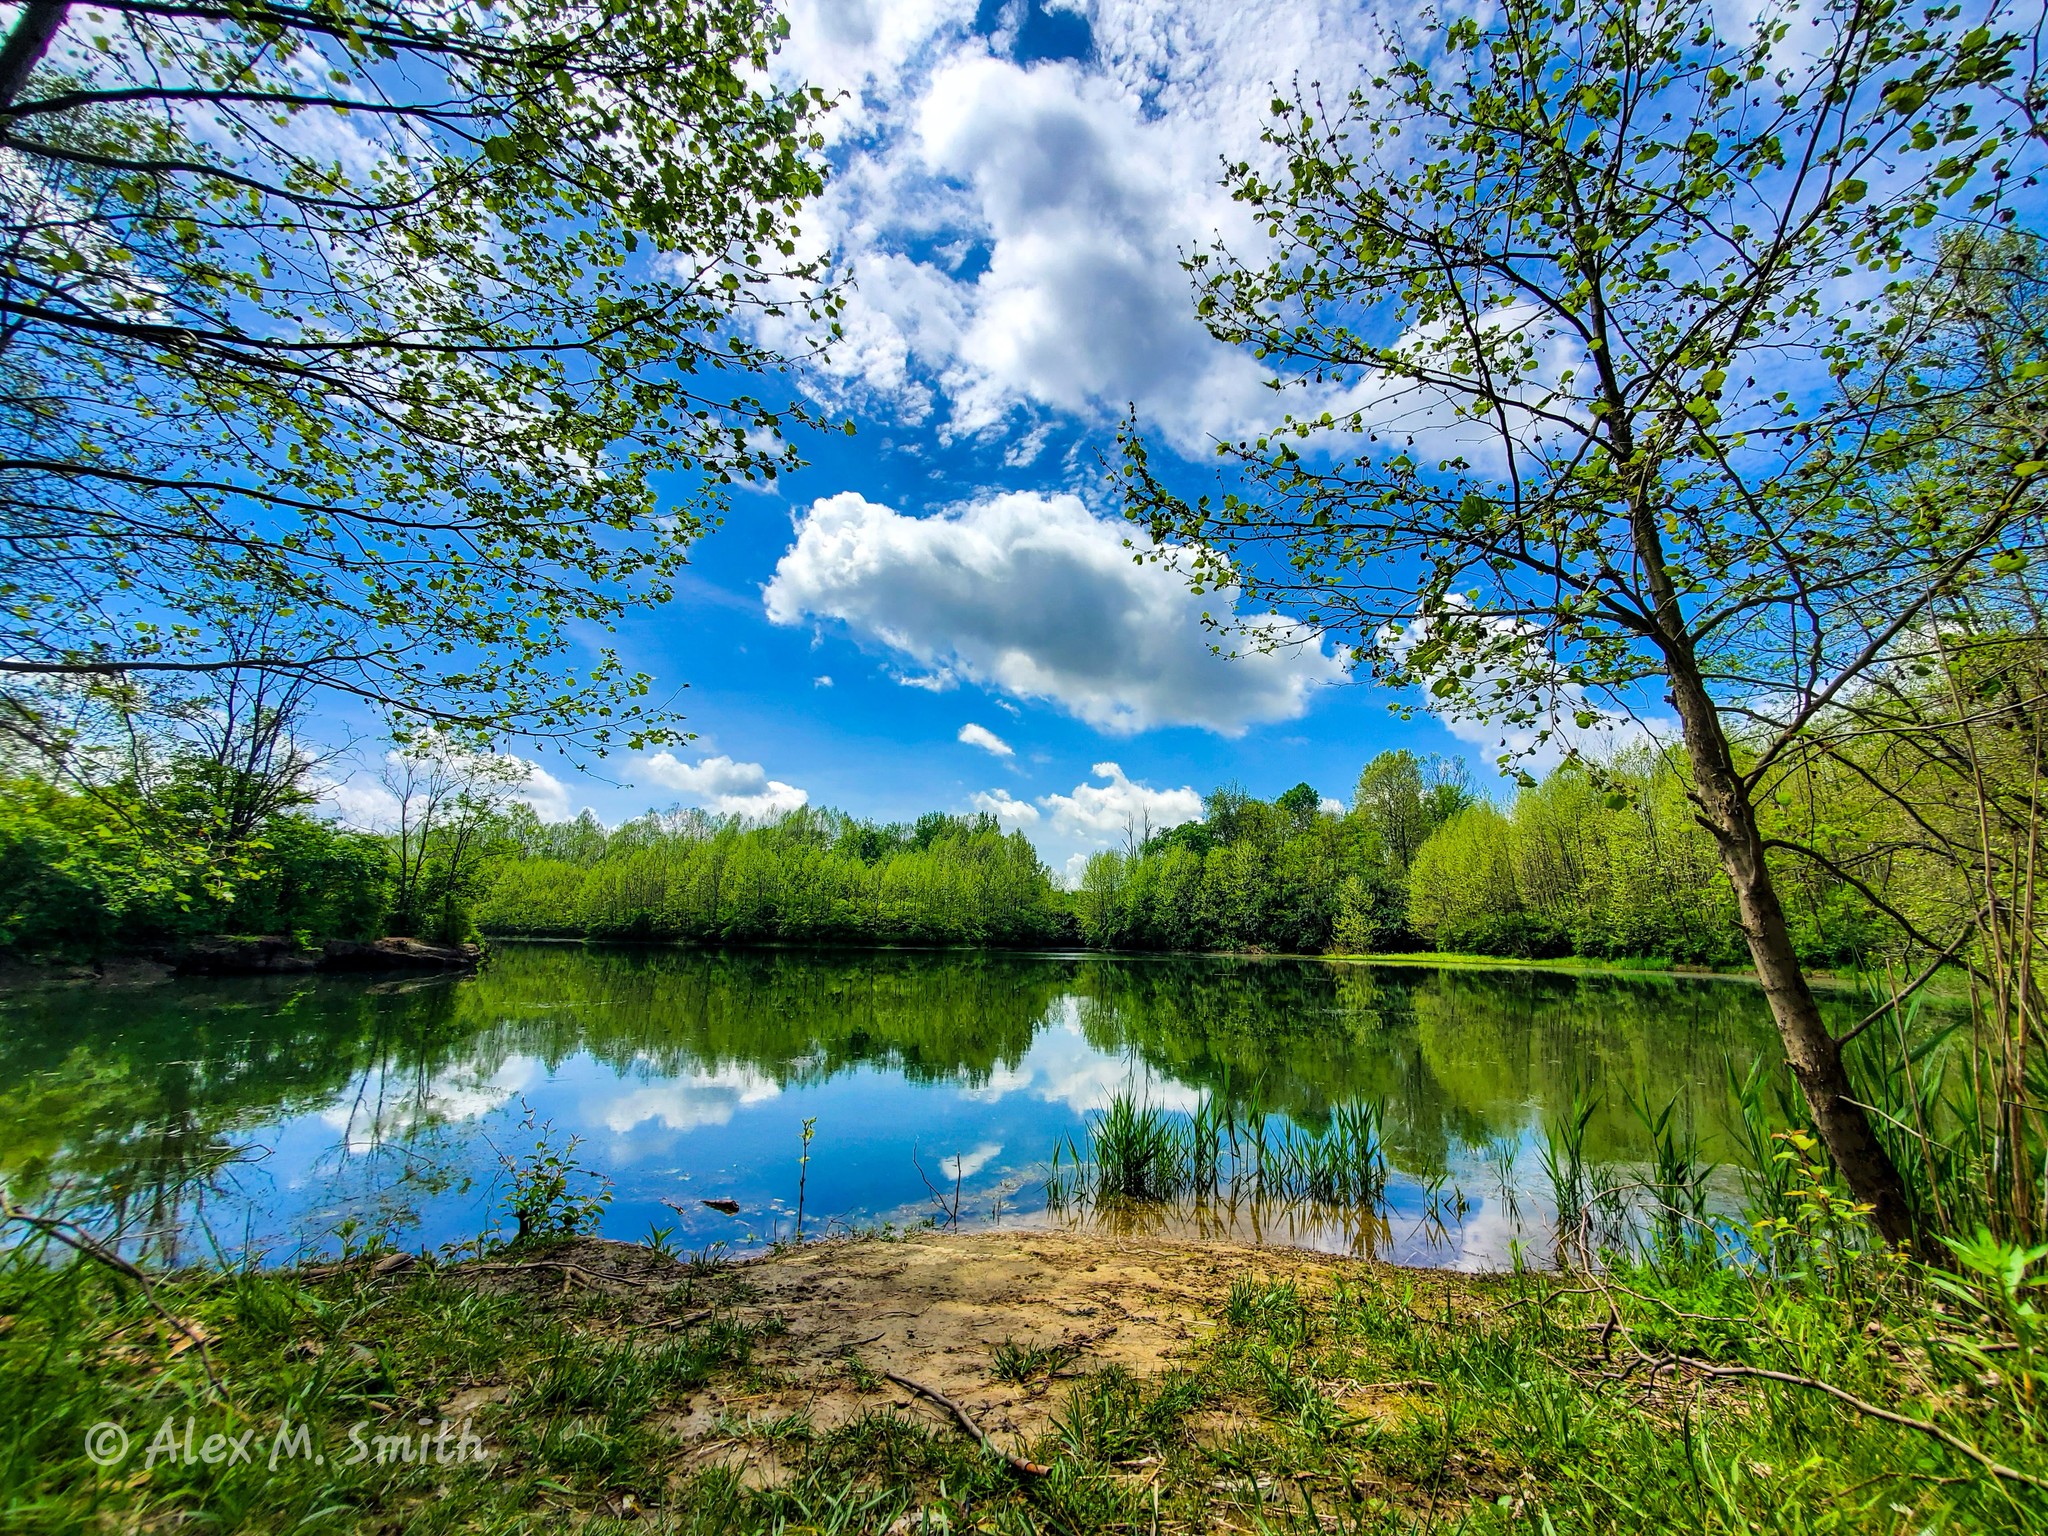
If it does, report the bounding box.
[1261,1102,1387,1206]
[1627,1086,1708,1252]
[1047,1091,1388,1213]
[1540,1082,1597,1260]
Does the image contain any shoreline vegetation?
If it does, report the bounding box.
[5,746,1908,973]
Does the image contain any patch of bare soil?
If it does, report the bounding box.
[452,1229,1458,1485]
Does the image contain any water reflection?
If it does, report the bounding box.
[0,945,1846,1268]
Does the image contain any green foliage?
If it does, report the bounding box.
[480,806,1072,948]
[1072,786,1384,953]
[0,774,388,957]
[499,1107,615,1247]
[3,0,840,749]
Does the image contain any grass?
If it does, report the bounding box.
[3,1229,2041,1533]
[989,1336,1072,1384]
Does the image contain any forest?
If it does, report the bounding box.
[4,683,2017,976]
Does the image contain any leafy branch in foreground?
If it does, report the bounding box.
[0,0,841,754]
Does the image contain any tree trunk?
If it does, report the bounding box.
[1664,650,1921,1251]
[0,1,66,115]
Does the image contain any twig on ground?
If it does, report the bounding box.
[1,1201,222,1394]
[1649,1354,2047,1491]
[883,1368,1050,1476]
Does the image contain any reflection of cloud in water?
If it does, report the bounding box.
[959,1008,1202,1116]
[588,1067,781,1134]
[319,1055,539,1152]
[941,1142,1002,1179]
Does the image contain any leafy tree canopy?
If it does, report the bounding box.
[0,0,839,756]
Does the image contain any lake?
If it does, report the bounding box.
[0,944,1844,1270]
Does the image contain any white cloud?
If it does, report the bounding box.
[589,1066,781,1136]
[774,0,975,139]
[764,4,1402,453]
[1041,762,1203,841]
[636,753,809,818]
[814,674,834,687]
[971,788,1039,827]
[1319,796,1345,816]
[516,763,574,821]
[958,721,1013,757]
[1001,422,1053,466]
[764,490,1346,734]
[910,54,1278,451]
[317,773,402,829]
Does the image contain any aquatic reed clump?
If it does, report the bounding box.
[1047,1091,1388,1212]
[1090,1093,1190,1200]
[1263,1102,1388,1206]
[1540,1083,1597,1254]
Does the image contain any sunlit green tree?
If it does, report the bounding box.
[1120,0,2042,1245]
[0,0,836,754]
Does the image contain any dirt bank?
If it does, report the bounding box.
[449,1228,1482,1486]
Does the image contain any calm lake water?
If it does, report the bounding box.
[0,945,1856,1270]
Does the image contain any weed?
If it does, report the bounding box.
[498,1101,612,1246]
[795,1115,818,1242]
[989,1336,1070,1383]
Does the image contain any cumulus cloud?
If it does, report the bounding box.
[1041,762,1203,841]
[958,722,1013,757]
[909,53,1277,450]
[971,787,1040,826]
[763,3,1400,452]
[515,763,574,821]
[773,0,975,138]
[636,753,809,818]
[764,490,1346,734]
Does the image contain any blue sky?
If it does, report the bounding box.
[332,0,1507,879]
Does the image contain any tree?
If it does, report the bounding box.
[1274,780,1323,833]
[376,744,528,941]
[1120,0,2045,1246]
[0,0,836,753]
[1353,750,1471,874]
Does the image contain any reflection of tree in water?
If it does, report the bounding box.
[0,974,480,1259]
[0,948,1082,1251]
[1402,970,1809,1162]
[1056,959,1800,1177]
[444,945,1074,1088]
[0,946,1879,1260]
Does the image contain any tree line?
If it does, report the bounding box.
[1,695,2020,977]
[479,806,1069,948]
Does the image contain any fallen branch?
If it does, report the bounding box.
[883,1369,1049,1477]
[1655,1355,2046,1491]
[1,1201,221,1394]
